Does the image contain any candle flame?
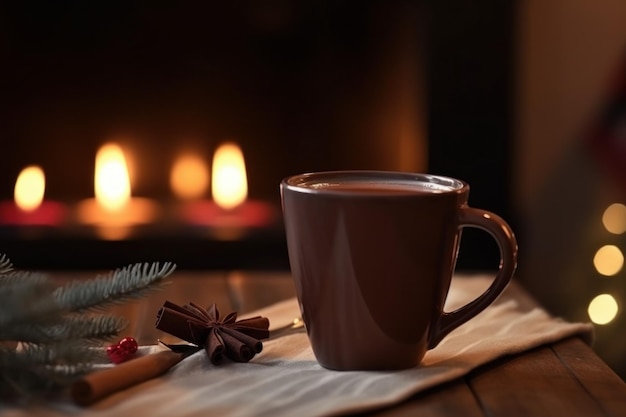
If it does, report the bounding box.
[14,165,45,212]
[212,142,248,210]
[170,153,210,200]
[94,143,131,211]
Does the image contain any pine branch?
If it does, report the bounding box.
[0,255,177,399]
[1,342,101,396]
[0,253,13,274]
[1,315,127,344]
[53,261,176,312]
[0,272,62,329]
[6,341,102,366]
[0,270,47,285]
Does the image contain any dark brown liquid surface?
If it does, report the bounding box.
[299,181,455,195]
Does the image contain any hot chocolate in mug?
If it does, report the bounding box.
[280,171,518,370]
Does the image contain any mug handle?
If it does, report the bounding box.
[428,206,518,349]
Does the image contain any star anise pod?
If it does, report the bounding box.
[155,301,270,364]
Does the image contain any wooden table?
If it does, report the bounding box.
[51,270,626,417]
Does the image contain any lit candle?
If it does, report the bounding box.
[76,143,158,240]
[176,142,275,239]
[170,152,210,202]
[0,165,66,226]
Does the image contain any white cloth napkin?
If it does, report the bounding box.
[2,275,593,417]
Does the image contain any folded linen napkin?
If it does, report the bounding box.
[2,275,593,417]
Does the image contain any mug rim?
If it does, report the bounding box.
[281,170,468,196]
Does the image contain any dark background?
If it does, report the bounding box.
[0,1,516,271]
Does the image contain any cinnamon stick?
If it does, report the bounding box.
[71,350,184,406]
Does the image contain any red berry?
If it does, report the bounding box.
[106,336,138,364]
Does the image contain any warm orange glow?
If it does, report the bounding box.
[211,142,248,210]
[14,166,45,212]
[593,245,624,276]
[95,143,131,211]
[170,153,210,200]
[77,142,157,239]
[588,294,619,325]
[602,203,626,234]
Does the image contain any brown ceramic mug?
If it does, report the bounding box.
[280,171,518,370]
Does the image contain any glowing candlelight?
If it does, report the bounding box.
[170,153,210,201]
[94,143,131,211]
[212,142,247,210]
[0,165,66,226]
[77,142,158,239]
[177,142,275,238]
[15,166,46,212]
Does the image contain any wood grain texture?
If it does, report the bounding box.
[553,338,626,417]
[468,343,607,417]
[49,270,233,345]
[225,270,296,313]
[361,380,484,417]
